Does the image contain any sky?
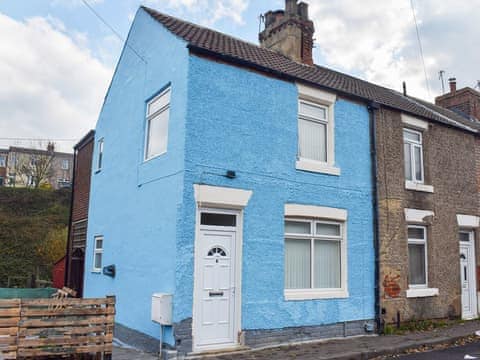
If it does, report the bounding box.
[0,0,479,152]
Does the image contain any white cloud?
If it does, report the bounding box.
[310,0,480,101]
[145,0,249,26]
[0,13,112,152]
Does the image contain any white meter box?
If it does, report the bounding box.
[151,293,173,325]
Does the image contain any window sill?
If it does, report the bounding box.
[143,151,167,164]
[296,160,341,176]
[405,181,434,193]
[92,269,102,274]
[284,289,349,301]
[406,287,439,298]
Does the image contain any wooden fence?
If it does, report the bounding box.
[0,296,114,359]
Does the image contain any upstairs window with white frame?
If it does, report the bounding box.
[145,87,170,160]
[298,100,329,163]
[403,129,424,183]
[284,218,347,298]
[96,138,104,171]
[93,236,104,272]
[407,225,428,288]
[0,155,6,167]
[61,159,69,170]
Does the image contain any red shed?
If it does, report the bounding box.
[52,256,66,289]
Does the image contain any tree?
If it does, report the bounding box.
[16,143,55,189]
[37,227,68,265]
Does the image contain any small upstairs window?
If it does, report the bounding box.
[97,138,104,171]
[298,100,329,163]
[0,155,6,167]
[145,87,170,160]
[295,84,339,176]
[61,159,69,170]
[403,128,424,183]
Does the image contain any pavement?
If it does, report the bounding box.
[399,341,480,359]
[113,320,480,360]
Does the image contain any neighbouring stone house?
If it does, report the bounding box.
[5,145,73,189]
[375,103,480,325]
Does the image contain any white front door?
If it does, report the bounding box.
[460,231,478,320]
[193,210,239,352]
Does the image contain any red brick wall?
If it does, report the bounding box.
[72,139,94,222]
[436,89,480,120]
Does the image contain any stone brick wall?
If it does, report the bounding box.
[375,107,479,324]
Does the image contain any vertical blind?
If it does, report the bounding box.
[285,239,311,289]
[298,101,328,163]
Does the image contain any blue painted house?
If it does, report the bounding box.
[84,1,382,356]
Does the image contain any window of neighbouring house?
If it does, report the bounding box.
[403,128,424,183]
[0,177,3,186]
[93,236,104,272]
[61,159,69,170]
[407,225,428,287]
[97,138,104,171]
[145,87,170,160]
[284,218,346,298]
[0,155,5,167]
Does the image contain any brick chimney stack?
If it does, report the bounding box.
[436,77,480,122]
[449,78,457,94]
[259,0,315,65]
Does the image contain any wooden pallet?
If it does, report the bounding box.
[0,299,20,360]
[0,296,115,359]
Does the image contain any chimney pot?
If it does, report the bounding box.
[285,0,298,15]
[298,2,309,20]
[449,77,457,93]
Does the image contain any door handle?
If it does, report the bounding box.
[209,291,224,297]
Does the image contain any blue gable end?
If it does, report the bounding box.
[83,8,189,347]
[177,55,375,331]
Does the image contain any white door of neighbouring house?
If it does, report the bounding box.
[460,230,478,320]
[193,210,240,352]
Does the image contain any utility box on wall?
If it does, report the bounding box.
[151,293,173,325]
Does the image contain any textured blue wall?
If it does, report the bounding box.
[83,8,189,344]
[176,55,375,330]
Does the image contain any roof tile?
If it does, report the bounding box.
[143,6,479,133]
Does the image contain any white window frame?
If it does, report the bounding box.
[403,128,424,184]
[144,87,170,161]
[92,236,104,273]
[296,84,340,176]
[284,217,348,300]
[407,225,428,289]
[96,138,104,172]
[0,155,5,167]
[61,159,69,170]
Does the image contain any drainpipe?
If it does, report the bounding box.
[368,101,382,334]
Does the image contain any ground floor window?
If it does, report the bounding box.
[284,218,345,295]
[93,236,104,272]
[407,225,428,287]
